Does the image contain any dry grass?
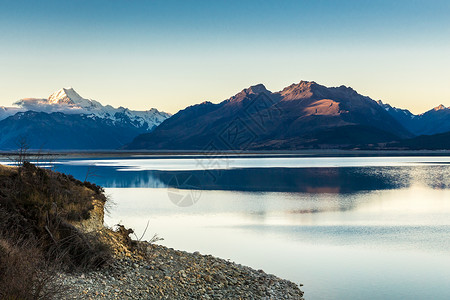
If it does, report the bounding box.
[0,236,65,299]
[0,162,114,298]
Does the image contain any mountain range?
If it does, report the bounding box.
[125,81,450,150]
[0,88,170,149]
[377,101,450,136]
[0,82,448,151]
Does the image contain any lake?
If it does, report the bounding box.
[44,155,450,299]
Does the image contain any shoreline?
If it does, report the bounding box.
[56,243,305,299]
[1,149,450,160]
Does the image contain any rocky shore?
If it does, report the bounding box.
[56,243,304,299]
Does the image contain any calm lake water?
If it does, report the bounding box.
[45,156,450,299]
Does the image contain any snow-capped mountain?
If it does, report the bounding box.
[9,88,170,131]
[0,88,171,150]
[377,100,450,136]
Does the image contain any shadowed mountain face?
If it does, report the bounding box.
[377,101,450,136]
[386,131,450,150]
[125,81,412,150]
[0,111,153,150]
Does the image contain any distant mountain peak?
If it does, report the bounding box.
[285,80,321,90]
[229,84,271,102]
[200,101,213,105]
[433,104,448,111]
[13,87,100,111]
[336,84,358,94]
[299,80,317,86]
[239,84,269,96]
[48,87,85,105]
[282,80,317,91]
[279,80,325,100]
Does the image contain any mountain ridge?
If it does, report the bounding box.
[377,100,450,136]
[1,82,448,150]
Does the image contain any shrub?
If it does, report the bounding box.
[0,237,63,299]
[0,162,111,271]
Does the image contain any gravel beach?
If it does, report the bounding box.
[56,243,304,299]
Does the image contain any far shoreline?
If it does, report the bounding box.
[1,149,450,160]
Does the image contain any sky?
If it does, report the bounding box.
[0,0,449,114]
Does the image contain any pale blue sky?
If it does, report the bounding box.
[0,0,449,114]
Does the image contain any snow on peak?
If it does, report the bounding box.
[48,87,82,104]
[47,87,102,110]
[377,100,389,109]
[6,88,171,130]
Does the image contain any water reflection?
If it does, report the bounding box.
[54,164,449,193]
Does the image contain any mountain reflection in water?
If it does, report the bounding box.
[54,164,449,193]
